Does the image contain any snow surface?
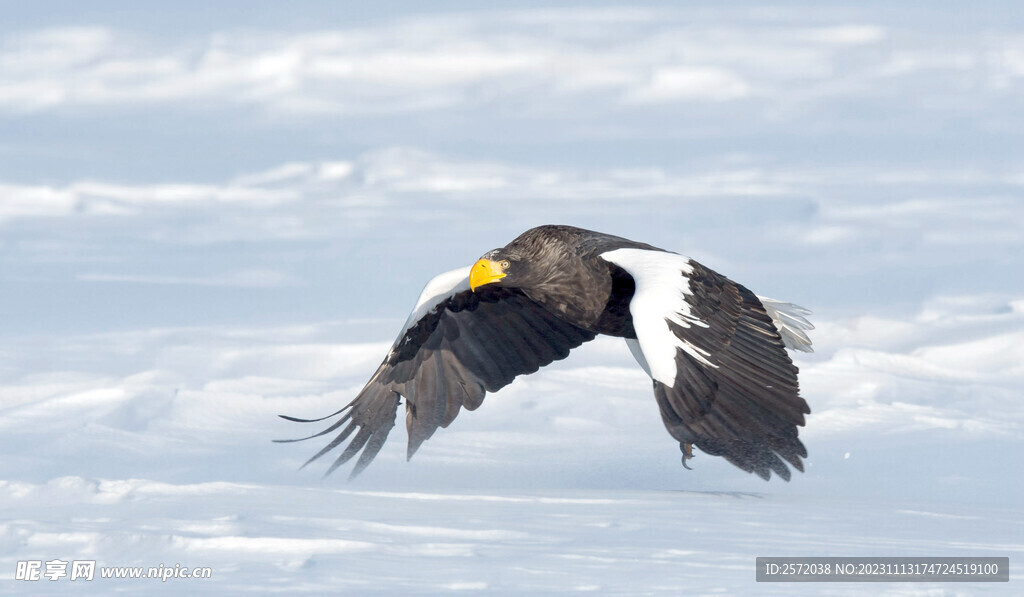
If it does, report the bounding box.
[2,2,1023,595]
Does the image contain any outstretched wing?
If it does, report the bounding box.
[601,248,811,481]
[277,266,597,478]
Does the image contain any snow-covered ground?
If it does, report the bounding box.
[2,2,1023,595]
[2,302,1022,594]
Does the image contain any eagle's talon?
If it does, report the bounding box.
[681,443,694,470]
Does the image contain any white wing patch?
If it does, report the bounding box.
[397,266,471,338]
[758,297,814,352]
[600,248,714,387]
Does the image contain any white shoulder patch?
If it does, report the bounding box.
[398,266,472,337]
[600,248,714,386]
[758,297,814,352]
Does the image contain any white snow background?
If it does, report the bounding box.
[2,2,1023,595]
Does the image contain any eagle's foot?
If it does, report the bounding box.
[681,443,694,470]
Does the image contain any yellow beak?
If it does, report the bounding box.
[469,258,506,291]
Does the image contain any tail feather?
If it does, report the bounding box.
[758,297,814,353]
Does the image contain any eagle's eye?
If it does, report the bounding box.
[500,260,510,269]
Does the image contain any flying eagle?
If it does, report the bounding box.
[279,225,813,480]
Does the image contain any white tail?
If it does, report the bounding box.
[758,297,814,353]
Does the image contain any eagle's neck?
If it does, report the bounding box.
[521,254,625,334]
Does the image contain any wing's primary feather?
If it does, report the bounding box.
[277,267,596,478]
